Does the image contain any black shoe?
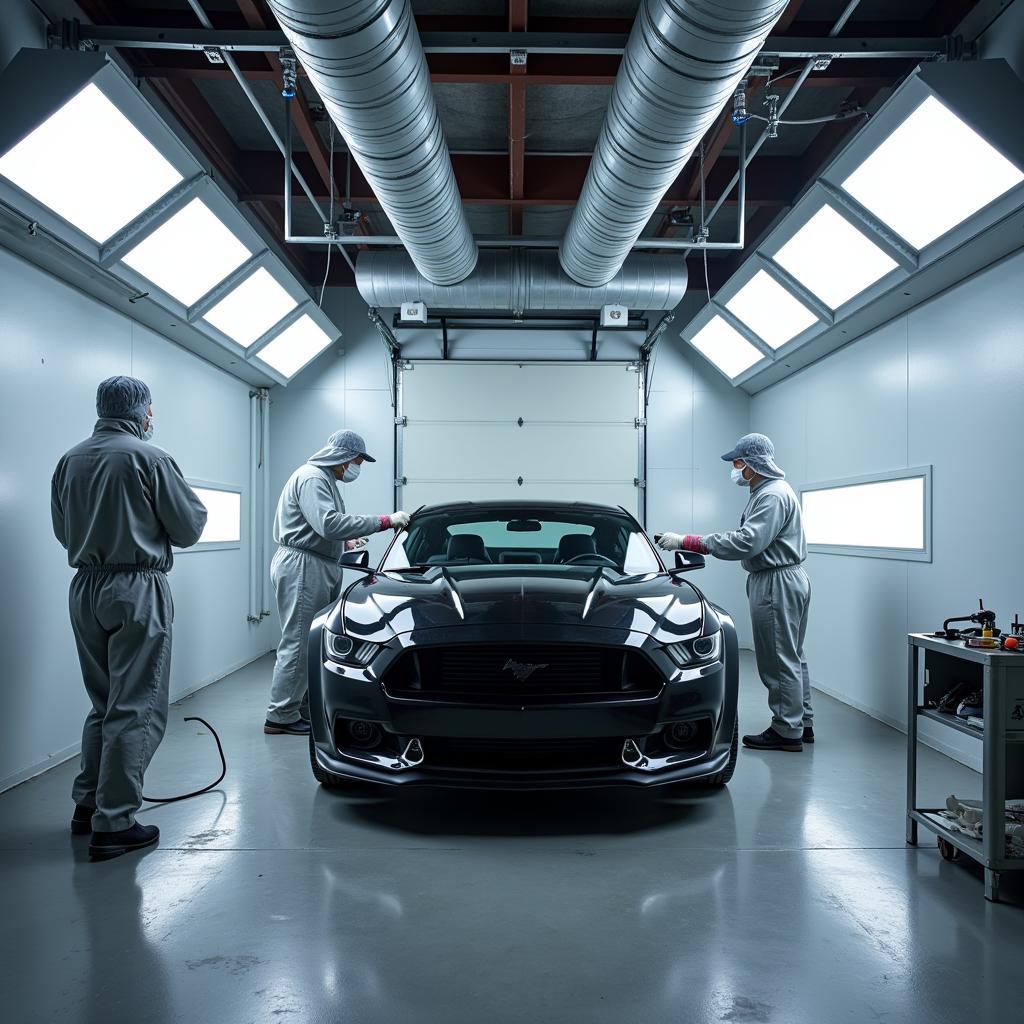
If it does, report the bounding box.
[742,728,803,752]
[89,823,159,861]
[71,804,94,836]
[264,718,311,735]
[803,726,814,744]
[299,702,311,723]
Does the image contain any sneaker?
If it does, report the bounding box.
[71,804,93,836]
[264,718,311,735]
[89,822,159,862]
[742,728,803,752]
[956,693,983,718]
[935,681,971,714]
[802,726,815,744]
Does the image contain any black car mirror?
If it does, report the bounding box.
[670,550,705,573]
[340,549,370,568]
[507,519,543,532]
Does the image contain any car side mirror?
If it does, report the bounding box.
[340,549,370,568]
[672,550,705,573]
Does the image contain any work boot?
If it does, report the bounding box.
[89,823,160,862]
[71,804,94,836]
[803,726,815,744]
[742,728,803,752]
[264,719,311,736]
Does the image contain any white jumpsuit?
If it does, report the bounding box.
[703,479,812,740]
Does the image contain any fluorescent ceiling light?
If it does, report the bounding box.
[803,476,925,550]
[689,315,764,379]
[725,270,818,349]
[841,95,1024,250]
[122,198,251,306]
[773,205,898,310]
[203,268,298,348]
[0,83,182,243]
[255,314,334,378]
[190,487,241,544]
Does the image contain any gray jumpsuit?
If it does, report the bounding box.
[266,464,384,725]
[703,479,813,740]
[51,419,208,831]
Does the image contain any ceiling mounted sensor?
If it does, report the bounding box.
[0,48,341,387]
[265,0,477,286]
[680,59,1024,392]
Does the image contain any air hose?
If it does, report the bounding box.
[142,716,227,804]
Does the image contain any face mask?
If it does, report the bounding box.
[731,466,748,487]
[341,462,361,483]
[142,419,154,442]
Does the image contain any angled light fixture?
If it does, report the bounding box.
[772,205,899,310]
[688,314,766,381]
[252,313,335,379]
[0,82,182,243]
[203,267,299,348]
[724,269,819,349]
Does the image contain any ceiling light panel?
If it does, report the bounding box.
[773,205,899,310]
[688,315,765,380]
[121,198,251,306]
[203,268,298,348]
[0,83,182,243]
[255,314,334,379]
[841,95,1024,250]
[724,270,819,349]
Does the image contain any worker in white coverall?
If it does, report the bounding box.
[658,433,813,752]
[264,429,409,735]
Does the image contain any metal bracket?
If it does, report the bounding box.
[510,49,527,66]
[634,418,647,429]
[394,476,408,487]
[634,478,646,489]
[395,416,407,426]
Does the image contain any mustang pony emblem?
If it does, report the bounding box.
[503,659,549,682]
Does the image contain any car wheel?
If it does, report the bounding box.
[308,733,354,789]
[706,720,739,787]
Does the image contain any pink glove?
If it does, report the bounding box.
[682,534,706,554]
[345,537,368,551]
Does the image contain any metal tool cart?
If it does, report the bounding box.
[906,634,1024,901]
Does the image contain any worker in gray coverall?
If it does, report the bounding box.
[52,376,208,860]
[264,429,409,735]
[658,433,813,752]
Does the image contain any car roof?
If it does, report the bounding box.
[413,499,633,517]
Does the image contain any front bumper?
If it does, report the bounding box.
[307,619,739,790]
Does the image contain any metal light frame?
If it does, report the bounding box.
[0,48,341,387]
[679,59,1024,392]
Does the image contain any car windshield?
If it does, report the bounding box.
[382,507,661,574]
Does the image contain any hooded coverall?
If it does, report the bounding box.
[703,478,812,740]
[266,464,385,725]
[51,419,208,832]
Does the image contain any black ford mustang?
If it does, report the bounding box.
[307,501,739,789]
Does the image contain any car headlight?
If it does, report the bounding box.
[665,630,722,667]
[324,628,380,666]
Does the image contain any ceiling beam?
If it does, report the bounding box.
[508,1,528,234]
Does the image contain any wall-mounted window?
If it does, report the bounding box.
[177,482,242,552]
[800,467,931,562]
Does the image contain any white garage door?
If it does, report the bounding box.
[397,361,644,519]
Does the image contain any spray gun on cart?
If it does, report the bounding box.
[933,599,998,642]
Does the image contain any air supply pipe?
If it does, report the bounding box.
[559,0,790,287]
[265,0,477,286]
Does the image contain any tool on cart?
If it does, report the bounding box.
[1003,613,1023,651]
[933,599,1000,643]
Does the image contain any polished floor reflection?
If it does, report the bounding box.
[1,652,1020,1023]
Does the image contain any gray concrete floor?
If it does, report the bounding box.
[1,652,1021,1024]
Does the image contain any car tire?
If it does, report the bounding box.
[706,720,739,787]
[308,733,353,789]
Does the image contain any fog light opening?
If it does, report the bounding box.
[347,719,382,750]
[663,721,699,750]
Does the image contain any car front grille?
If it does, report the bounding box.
[424,736,625,773]
[382,644,663,704]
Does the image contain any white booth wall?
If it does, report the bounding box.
[0,248,274,791]
[751,248,1024,769]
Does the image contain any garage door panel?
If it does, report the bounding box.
[404,423,522,478]
[403,362,638,422]
[404,480,638,511]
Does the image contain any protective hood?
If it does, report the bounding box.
[308,428,377,469]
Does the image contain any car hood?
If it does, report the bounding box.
[331,565,710,644]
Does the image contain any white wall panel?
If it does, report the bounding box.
[0,248,273,791]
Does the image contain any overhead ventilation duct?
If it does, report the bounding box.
[265,0,477,285]
[559,0,790,287]
[355,251,687,310]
